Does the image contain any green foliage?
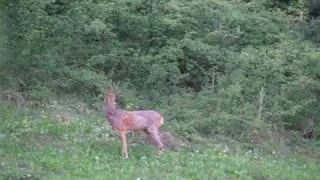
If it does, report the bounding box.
[303,18,320,43]
[1,0,320,146]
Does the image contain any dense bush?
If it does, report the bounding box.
[1,0,319,143]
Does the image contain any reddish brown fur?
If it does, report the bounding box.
[105,89,164,158]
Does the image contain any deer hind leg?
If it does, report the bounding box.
[119,131,128,158]
[146,127,164,151]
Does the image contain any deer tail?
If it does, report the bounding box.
[159,116,164,126]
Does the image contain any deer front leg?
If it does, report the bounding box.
[119,131,128,158]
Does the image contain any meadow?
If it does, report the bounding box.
[1,102,319,180]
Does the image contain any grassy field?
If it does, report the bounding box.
[0,102,319,180]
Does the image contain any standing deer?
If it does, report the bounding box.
[105,88,164,158]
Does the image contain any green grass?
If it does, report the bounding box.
[0,103,319,180]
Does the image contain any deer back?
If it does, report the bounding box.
[114,110,163,131]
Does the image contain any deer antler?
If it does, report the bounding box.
[107,81,120,94]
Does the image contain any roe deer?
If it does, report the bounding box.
[105,88,164,158]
